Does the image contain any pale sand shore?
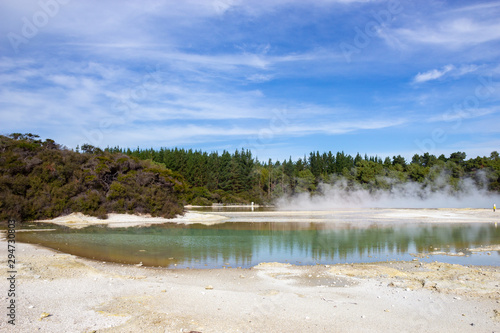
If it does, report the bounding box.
[33,211,230,229]
[1,237,499,333]
[32,208,500,229]
[203,208,500,224]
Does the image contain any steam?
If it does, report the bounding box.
[277,171,500,210]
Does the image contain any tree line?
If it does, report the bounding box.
[105,145,500,205]
[2,133,500,222]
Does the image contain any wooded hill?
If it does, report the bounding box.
[0,134,185,221]
[2,133,500,221]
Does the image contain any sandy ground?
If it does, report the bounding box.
[2,209,499,332]
[32,208,500,229]
[33,212,230,229]
[0,240,499,332]
[198,208,500,224]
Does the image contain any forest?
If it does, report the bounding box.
[107,143,500,206]
[1,133,500,221]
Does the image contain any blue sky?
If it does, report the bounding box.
[1,0,499,162]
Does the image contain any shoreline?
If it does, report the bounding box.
[29,208,500,229]
[32,211,230,229]
[1,237,499,332]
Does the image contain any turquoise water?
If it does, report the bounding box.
[16,222,500,268]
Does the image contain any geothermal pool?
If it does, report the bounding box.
[15,209,500,268]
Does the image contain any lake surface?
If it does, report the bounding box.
[16,220,500,268]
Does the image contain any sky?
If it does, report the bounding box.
[1,0,499,162]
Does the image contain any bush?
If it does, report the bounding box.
[192,197,212,206]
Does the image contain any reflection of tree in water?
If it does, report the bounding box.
[411,224,499,253]
[16,223,500,268]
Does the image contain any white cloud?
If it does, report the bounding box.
[413,64,480,84]
[274,117,407,136]
[413,65,455,83]
[208,0,374,16]
[380,2,500,52]
[400,19,500,47]
[456,64,479,76]
[76,114,407,149]
[449,1,500,14]
[246,74,274,82]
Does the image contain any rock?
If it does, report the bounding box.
[205,285,214,290]
[39,312,51,320]
[422,279,436,288]
[388,281,406,288]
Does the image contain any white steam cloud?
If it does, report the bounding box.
[277,171,500,210]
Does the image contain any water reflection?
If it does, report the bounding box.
[16,222,500,268]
